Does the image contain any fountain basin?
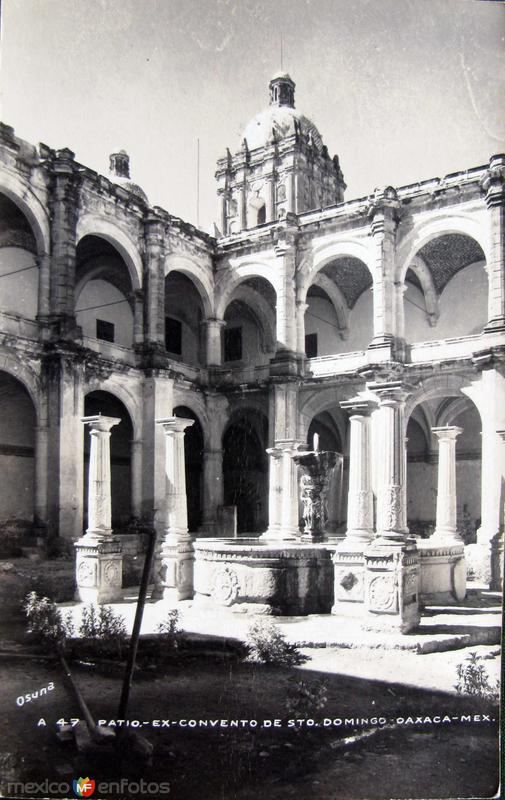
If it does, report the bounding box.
[193,537,335,615]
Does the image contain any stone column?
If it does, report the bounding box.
[130,439,143,520]
[264,446,282,538]
[75,415,123,603]
[133,290,144,348]
[361,382,420,634]
[418,426,466,605]
[144,214,166,350]
[262,440,301,540]
[372,383,409,543]
[201,449,224,534]
[368,189,400,359]
[482,155,505,333]
[295,300,308,358]
[341,399,375,544]
[432,427,463,543]
[155,416,195,601]
[202,318,225,366]
[332,399,374,616]
[271,226,298,376]
[48,149,78,335]
[36,253,51,323]
[34,425,48,535]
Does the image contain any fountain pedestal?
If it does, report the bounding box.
[293,450,340,543]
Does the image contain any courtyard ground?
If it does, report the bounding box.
[0,558,501,800]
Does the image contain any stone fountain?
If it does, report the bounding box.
[193,435,344,614]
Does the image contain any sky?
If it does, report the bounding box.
[1,0,504,233]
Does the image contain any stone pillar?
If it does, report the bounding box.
[45,354,84,541]
[131,439,143,519]
[48,149,78,334]
[144,215,166,350]
[432,427,463,543]
[34,425,48,534]
[75,415,123,603]
[341,399,375,544]
[262,440,301,540]
[418,426,466,604]
[295,300,308,357]
[463,365,505,587]
[271,226,298,376]
[36,253,51,323]
[155,416,195,601]
[141,373,173,536]
[368,188,400,359]
[202,318,225,366]
[133,290,144,348]
[264,446,282,538]
[332,399,374,616]
[481,155,505,333]
[361,381,420,634]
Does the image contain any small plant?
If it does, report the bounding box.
[455,651,500,701]
[23,591,74,648]
[156,609,182,650]
[244,619,310,667]
[79,604,127,643]
[286,677,328,720]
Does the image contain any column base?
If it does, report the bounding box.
[331,540,371,617]
[417,540,466,605]
[155,534,195,601]
[465,535,504,590]
[361,540,420,634]
[269,349,299,377]
[74,535,123,604]
[260,527,299,542]
[300,532,326,543]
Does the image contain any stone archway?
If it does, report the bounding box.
[223,410,268,534]
[0,371,36,554]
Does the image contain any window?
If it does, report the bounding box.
[165,317,182,355]
[96,319,115,343]
[305,332,318,358]
[224,326,242,362]
[257,204,266,225]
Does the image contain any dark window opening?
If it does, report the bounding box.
[257,204,266,225]
[224,327,243,362]
[165,317,182,355]
[305,332,318,358]
[96,319,115,343]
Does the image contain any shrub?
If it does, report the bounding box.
[79,604,127,643]
[23,591,74,648]
[286,677,328,720]
[455,651,500,701]
[156,609,182,650]
[244,619,310,667]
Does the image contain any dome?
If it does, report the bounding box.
[242,73,324,153]
[242,105,324,152]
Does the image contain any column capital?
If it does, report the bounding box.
[200,317,226,329]
[81,415,121,433]
[156,416,195,435]
[432,426,463,441]
[340,397,376,416]
[367,380,413,405]
[481,155,505,207]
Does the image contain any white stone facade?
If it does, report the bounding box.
[0,73,503,597]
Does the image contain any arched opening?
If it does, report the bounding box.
[173,405,204,532]
[165,271,204,366]
[76,235,135,348]
[404,234,487,343]
[406,397,481,542]
[0,193,39,320]
[83,391,133,532]
[223,277,276,368]
[223,410,268,533]
[0,371,36,552]
[304,256,373,356]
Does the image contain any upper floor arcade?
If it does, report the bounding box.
[0,119,503,391]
